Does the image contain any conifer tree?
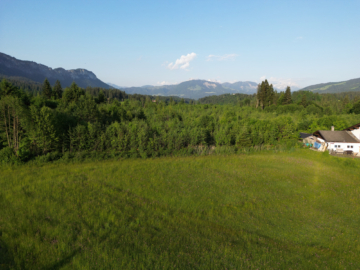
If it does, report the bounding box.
[63,82,84,103]
[42,78,52,99]
[284,86,292,105]
[52,80,63,99]
[342,95,349,107]
[277,92,285,105]
[0,79,18,98]
[260,80,268,109]
[96,90,105,104]
[256,79,275,109]
[256,84,261,108]
[301,94,307,107]
[267,84,275,107]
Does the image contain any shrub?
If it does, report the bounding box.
[276,104,304,114]
[264,104,277,113]
[306,104,323,115]
[34,151,62,163]
[0,147,20,165]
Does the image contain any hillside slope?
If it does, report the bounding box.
[0,52,110,89]
[300,77,360,93]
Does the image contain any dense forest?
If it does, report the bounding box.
[1,78,360,164]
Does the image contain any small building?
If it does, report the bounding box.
[312,129,360,155]
[300,133,316,147]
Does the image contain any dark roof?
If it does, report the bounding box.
[299,132,312,139]
[344,122,360,131]
[313,130,360,143]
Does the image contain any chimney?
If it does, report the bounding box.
[331,126,334,131]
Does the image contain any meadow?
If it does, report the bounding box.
[1,149,360,269]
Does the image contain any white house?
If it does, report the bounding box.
[343,123,360,141]
[312,127,360,155]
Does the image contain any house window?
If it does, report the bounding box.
[348,145,350,148]
[351,146,354,148]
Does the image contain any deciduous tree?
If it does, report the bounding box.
[0,96,27,153]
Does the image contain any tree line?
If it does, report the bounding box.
[1,78,360,164]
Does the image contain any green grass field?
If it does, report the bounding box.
[1,150,360,269]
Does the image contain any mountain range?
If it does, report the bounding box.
[0,52,110,89]
[112,80,259,99]
[1,52,360,98]
[0,52,258,98]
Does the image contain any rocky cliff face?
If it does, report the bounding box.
[0,52,110,89]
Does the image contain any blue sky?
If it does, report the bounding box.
[1,0,359,89]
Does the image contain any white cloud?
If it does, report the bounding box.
[167,53,197,70]
[294,36,303,43]
[259,76,300,90]
[207,54,238,61]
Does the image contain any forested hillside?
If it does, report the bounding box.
[1,78,360,164]
[300,77,360,93]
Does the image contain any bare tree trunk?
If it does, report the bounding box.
[13,108,16,151]
[14,115,19,153]
[17,116,19,152]
[8,106,12,148]
[2,107,11,148]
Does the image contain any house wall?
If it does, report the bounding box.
[327,142,360,153]
[350,128,360,140]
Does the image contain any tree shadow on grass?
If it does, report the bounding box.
[0,239,14,270]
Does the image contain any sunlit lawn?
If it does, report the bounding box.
[1,150,360,269]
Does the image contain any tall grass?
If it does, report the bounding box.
[1,149,360,269]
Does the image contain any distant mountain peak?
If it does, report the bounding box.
[0,52,110,88]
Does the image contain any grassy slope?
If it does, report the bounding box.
[1,150,360,269]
